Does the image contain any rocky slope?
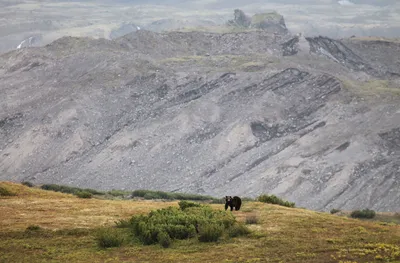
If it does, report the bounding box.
[1,27,400,211]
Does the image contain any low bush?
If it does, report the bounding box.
[115,219,131,228]
[143,192,161,200]
[131,189,217,201]
[330,208,341,214]
[75,191,93,199]
[178,200,202,210]
[198,223,224,242]
[41,184,103,195]
[257,194,295,208]
[0,186,16,196]
[96,228,125,249]
[108,190,129,197]
[157,231,172,248]
[228,223,251,237]
[127,205,248,247]
[21,181,34,187]
[350,209,376,219]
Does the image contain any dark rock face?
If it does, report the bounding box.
[228,9,252,28]
[228,10,289,35]
[282,36,299,56]
[306,36,400,78]
[0,29,400,212]
[306,36,374,73]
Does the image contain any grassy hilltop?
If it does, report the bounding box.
[0,181,399,263]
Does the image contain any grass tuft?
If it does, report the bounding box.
[95,228,125,249]
[245,215,259,224]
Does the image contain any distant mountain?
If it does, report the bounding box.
[1,11,400,212]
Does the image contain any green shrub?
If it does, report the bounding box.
[143,192,161,200]
[228,223,251,237]
[41,184,76,194]
[82,188,104,195]
[41,184,103,195]
[350,209,376,219]
[330,208,341,214]
[130,207,198,245]
[130,189,149,198]
[96,228,125,249]
[178,200,202,210]
[245,215,259,224]
[21,181,34,187]
[131,189,217,201]
[198,223,224,242]
[128,205,241,247]
[115,219,131,228]
[157,231,172,248]
[0,186,16,196]
[257,194,295,208]
[75,191,93,199]
[108,190,129,197]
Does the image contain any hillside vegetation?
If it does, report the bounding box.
[0,182,399,263]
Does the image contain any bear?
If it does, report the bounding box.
[225,196,242,211]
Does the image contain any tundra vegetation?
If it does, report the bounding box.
[0,181,399,263]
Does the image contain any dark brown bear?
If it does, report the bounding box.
[225,196,242,211]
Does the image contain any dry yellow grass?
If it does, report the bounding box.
[0,181,71,198]
[0,181,399,263]
[0,181,177,231]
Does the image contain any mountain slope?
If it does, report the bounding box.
[0,30,400,211]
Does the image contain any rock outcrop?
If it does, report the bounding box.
[228,10,289,35]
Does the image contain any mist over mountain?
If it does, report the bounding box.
[1,0,400,53]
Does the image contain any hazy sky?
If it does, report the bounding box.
[1,0,399,53]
